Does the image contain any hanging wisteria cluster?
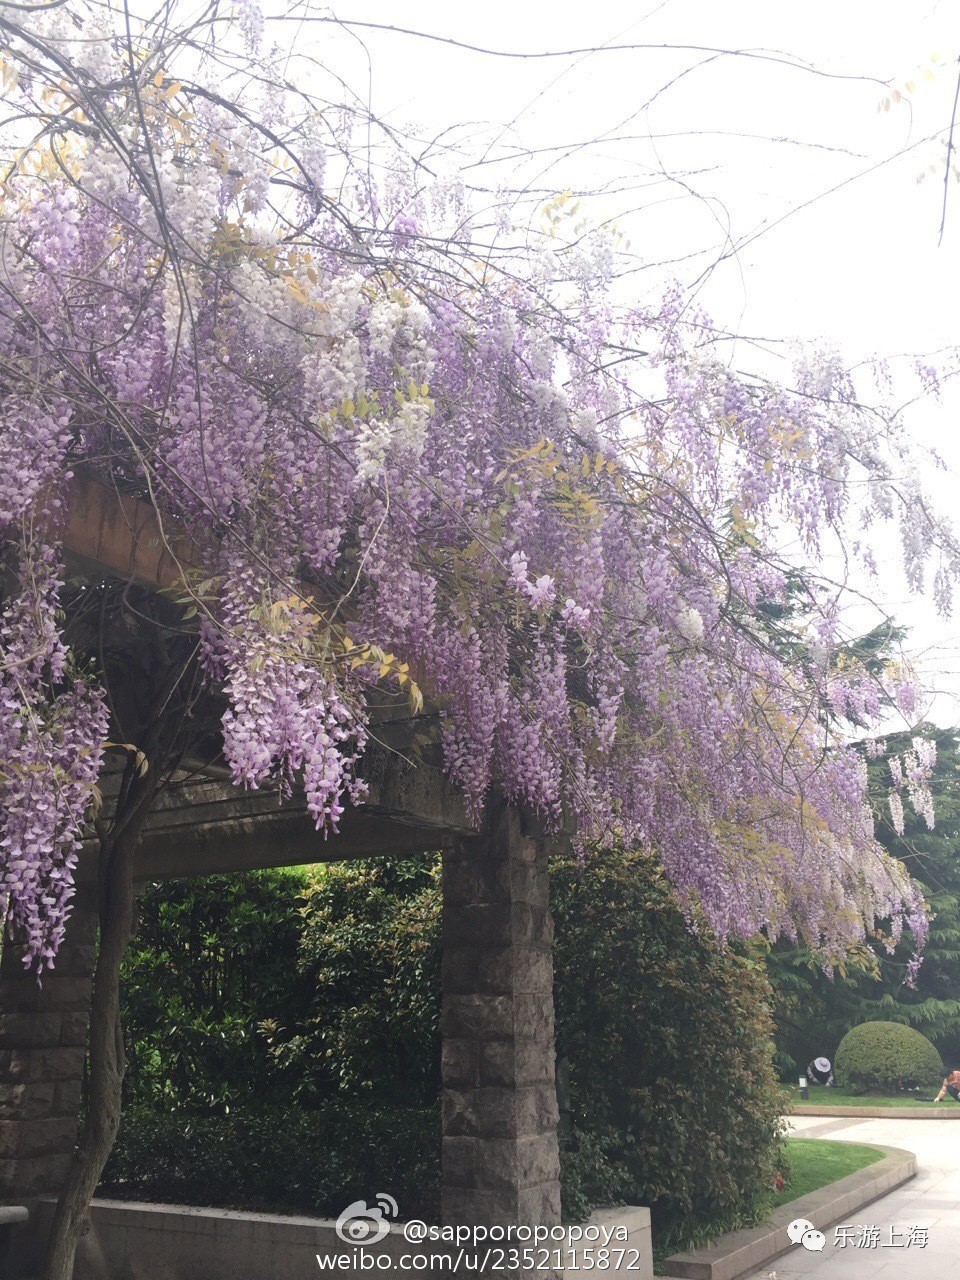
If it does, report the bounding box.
[0,2,947,971]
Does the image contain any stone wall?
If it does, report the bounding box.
[0,890,96,1203]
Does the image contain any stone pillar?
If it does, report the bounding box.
[0,889,96,1203]
[441,801,561,1228]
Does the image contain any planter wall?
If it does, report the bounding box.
[10,1199,653,1280]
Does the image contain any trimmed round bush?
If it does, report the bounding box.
[835,1021,943,1093]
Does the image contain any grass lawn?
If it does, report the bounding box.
[788,1083,953,1108]
[774,1138,884,1204]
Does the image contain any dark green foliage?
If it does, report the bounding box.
[122,870,309,1109]
[551,847,786,1249]
[834,1021,943,1093]
[768,726,960,1073]
[261,856,442,1105]
[553,1130,634,1225]
[100,1104,440,1220]
[116,848,785,1246]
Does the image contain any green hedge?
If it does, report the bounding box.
[115,849,786,1244]
[101,1103,631,1225]
[100,1104,442,1220]
[552,848,786,1248]
[834,1021,943,1093]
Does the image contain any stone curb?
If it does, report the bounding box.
[791,1103,960,1118]
[660,1143,916,1280]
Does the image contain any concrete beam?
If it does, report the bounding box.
[77,745,473,882]
[102,809,457,883]
[63,474,195,590]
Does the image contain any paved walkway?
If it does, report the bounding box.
[745,1114,960,1280]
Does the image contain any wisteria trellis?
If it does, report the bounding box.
[0,2,947,974]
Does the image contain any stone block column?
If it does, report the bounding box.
[441,801,561,1228]
[0,889,96,1202]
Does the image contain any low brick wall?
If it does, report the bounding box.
[12,1199,653,1280]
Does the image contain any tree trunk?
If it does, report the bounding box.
[42,765,160,1280]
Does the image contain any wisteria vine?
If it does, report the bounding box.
[0,2,948,972]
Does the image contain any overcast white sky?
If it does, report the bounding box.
[306,1,960,724]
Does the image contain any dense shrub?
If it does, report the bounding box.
[834,1021,943,1092]
[100,1104,441,1220]
[552,847,786,1249]
[261,856,442,1105]
[116,848,786,1244]
[122,870,309,1109]
[101,1101,627,1227]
